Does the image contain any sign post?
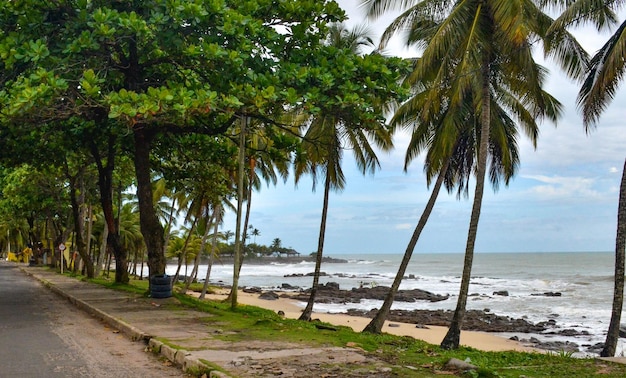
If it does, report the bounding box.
[58,243,66,274]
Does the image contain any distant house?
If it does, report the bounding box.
[274,248,300,258]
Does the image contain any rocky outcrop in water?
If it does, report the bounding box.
[290,282,449,303]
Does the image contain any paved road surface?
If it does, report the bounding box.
[0,261,186,377]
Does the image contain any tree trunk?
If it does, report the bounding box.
[134,128,166,280]
[200,203,221,300]
[299,173,331,321]
[66,165,95,278]
[173,216,198,283]
[363,161,448,333]
[601,158,626,357]
[95,221,108,277]
[186,211,214,292]
[441,58,491,350]
[89,133,128,283]
[163,197,177,253]
[231,117,247,309]
[235,167,254,278]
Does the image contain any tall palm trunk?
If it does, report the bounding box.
[95,221,108,277]
[173,216,198,283]
[601,158,626,357]
[299,173,331,321]
[67,166,95,278]
[441,58,492,350]
[200,203,221,300]
[363,161,449,333]
[163,197,177,253]
[185,211,214,292]
[235,166,254,278]
[231,117,247,309]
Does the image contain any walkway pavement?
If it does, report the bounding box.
[18,265,371,378]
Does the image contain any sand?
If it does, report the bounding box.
[200,289,536,353]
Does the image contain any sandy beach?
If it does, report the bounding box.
[199,289,536,353]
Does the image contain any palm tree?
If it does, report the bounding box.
[232,123,291,280]
[200,201,225,300]
[551,0,626,357]
[296,23,396,321]
[251,227,260,244]
[363,79,527,334]
[224,230,234,245]
[362,0,586,349]
[271,237,282,256]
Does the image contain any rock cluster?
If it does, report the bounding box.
[290,282,449,303]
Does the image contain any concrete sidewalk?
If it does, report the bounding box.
[20,266,227,377]
[19,265,373,378]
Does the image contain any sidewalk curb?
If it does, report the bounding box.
[20,268,229,378]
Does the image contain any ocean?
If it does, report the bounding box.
[165,251,624,357]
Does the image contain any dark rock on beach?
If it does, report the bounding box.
[259,291,280,300]
[344,308,548,333]
[290,282,449,304]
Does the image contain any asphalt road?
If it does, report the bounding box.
[0,261,186,378]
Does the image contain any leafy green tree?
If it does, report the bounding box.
[0,164,71,254]
[361,0,585,349]
[0,0,347,282]
[551,0,626,357]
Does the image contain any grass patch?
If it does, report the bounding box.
[81,276,626,377]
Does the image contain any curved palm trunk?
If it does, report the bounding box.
[231,117,247,309]
[441,58,491,350]
[363,161,449,333]
[299,173,331,321]
[601,158,626,357]
[173,216,198,284]
[185,210,214,291]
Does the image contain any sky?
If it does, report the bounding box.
[223,2,626,255]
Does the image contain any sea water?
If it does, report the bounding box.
[166,251,625,356]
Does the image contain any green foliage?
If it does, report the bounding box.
[79,274,626,377]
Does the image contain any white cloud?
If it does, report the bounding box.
[395,223,413,230]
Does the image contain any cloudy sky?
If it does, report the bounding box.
[224,2,625,256]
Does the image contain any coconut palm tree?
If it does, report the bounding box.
[361,0,587,349]
[296,23,397,321]
[251,227,260,244]
[551,0,626,357]
[363,80,528,333]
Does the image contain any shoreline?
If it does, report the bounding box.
[191,288,538,353]
[181,255,350,265]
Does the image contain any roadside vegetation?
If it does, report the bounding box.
[1,0,624,357]
[75,271,626,378]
